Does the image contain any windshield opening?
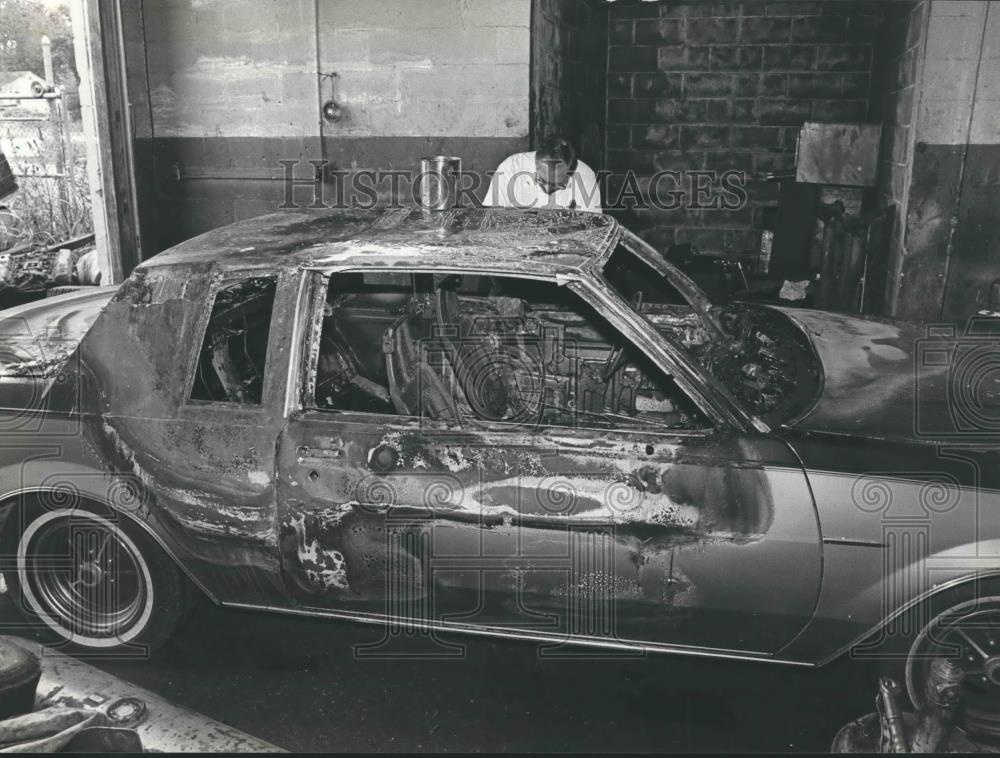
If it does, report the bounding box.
[603,245,690,308]
[599,238,821,427]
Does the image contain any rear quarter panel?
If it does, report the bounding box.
[0,267,295,608]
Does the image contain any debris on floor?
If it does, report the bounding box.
[831,659,995,753]
[0,637,283,753]
[0,233,101,310]
[779,279,811,302]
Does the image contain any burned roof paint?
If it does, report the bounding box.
[139,208,621,276]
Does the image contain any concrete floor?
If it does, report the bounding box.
[0,595,877,752]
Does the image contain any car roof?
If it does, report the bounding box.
[138,207,622,278]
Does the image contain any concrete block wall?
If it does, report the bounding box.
[606,0,880,255]
[889,0,1000,320]
[870,2,924,210]
[318,0,530,138]
[124,0,532,256]
[532,0,608,168]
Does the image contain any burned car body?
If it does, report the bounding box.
[1,207,999,719]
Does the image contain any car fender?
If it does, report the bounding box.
[779,539,1000,665]
[0,473,219,605]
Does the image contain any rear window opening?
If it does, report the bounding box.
[190,277,277,405]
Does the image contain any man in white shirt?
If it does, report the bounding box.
[483,136,602,213]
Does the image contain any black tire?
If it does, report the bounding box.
[1,496,190,655]
[0,639,40,719]
[876,578,1000,742]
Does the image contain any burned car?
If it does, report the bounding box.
[1,208,1000,733]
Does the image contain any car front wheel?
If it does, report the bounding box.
[2,500,189,653]
[878,583,1000,742]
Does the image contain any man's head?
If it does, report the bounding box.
[534,136,577,195]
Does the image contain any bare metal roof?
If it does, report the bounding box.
[140,208,622,277]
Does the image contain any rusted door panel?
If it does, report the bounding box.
[276,413,820,655]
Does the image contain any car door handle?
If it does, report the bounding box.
[296,445,344,461]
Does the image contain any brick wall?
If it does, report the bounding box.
[868,1,924,313]
[532,0,608,168]
[606,0,880,255]
[870,2,923,211]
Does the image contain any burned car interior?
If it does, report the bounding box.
[181,243,822,432]
[313,271,710,431]
[603,244,822,427]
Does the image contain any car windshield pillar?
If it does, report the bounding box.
[609,230,732,347]
[565,276,765,434]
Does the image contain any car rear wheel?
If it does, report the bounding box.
[2,499,190,654]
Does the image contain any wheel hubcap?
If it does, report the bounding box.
[22,513,147,639]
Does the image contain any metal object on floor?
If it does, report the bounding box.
[5,636,283,753]
[61,725,144,753]
[105,697,146,728]
[0,706,105,752]
[877,676,909,753]
[831,659,991,754]
[910,658,964,753]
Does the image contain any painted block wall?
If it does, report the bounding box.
[891,0,1000,321]
[123,0,532,255]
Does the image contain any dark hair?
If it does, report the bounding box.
[536,136,578,171]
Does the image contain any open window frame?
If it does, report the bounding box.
[293,265,745,439]
[182,269,293,418]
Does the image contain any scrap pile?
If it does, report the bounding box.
[0,233,100,309]
[0,638,141,752]
[0,636,283,753]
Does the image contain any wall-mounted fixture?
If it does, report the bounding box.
[320,72,343,123]
[322,100,342,123]
[796,122,881,187]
